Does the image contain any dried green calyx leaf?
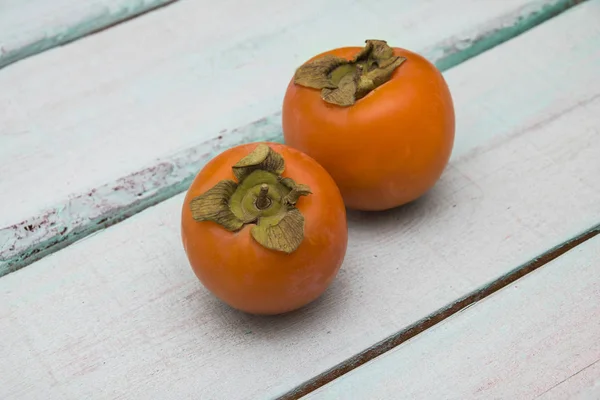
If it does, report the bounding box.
[190,180,243,231]
[280,177,312,206]
[232,143,285,182]
[189,144,312,254]
[293,39,407,107]
[251,209,305,254]
[293,55,348,89]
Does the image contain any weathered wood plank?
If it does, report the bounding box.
[1,4,600,398]
[538,360,600,399]
[0,0,176,69]
[0,0,587,275]
[306,235,600,400]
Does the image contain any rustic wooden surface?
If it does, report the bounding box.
[306,235,600,400]
[0,0,176,69]
[0,0,585,276]
[1,2,599,398]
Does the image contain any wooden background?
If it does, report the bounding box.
[1,0,599,399]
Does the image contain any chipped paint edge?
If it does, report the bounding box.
[427,0,587,71]
[0,0,588,277]
[0,114,284,275]
[0,0,177,69]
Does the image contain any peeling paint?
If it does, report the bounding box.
[427,0,587,71]
[0,113,283,275]
[0,0,177,69]
[0,0,589,276]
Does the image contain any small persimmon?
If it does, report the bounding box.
[181,143,347,315]
[282,39,455,211]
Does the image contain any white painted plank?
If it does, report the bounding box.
[2,3,600,398]
[0,0,175,69]
[306,235,600,400]
[538,361,600,400]
[0,0,582,273]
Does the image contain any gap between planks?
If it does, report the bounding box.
[278,224,600,400]
[0,0,589,277]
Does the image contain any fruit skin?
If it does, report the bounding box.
[282,46,455,211]
[181,142,348,315]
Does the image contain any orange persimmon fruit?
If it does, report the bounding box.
[282,39,455,211]
[181,142,348,315]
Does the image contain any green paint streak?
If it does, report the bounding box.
[0,0,176,69]
[0,0,589,277]
[435,0,586,71]
[0,180,193,276]
[0,133,284,277]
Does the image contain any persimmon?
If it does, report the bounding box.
[181,143,347,315]
[282,39,455,211]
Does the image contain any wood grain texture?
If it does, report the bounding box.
[0,0,586,276]
[2,4,600,398]
[306,236,600,400]
[0,0,176,69]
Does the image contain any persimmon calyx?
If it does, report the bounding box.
[189,144,312,254]
[293,39,406,107]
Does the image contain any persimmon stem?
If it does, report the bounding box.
[255,184,271,210]
[189,144,312,254]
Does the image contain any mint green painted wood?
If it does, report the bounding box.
[1,0,581,70]
[306,235,600,400]
[1,4,600,398]
[0,0,176,69]
[0,0,589,276]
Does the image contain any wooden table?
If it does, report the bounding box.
[1,0,599,398]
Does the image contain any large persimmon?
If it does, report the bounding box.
[181,143,347,315]
[282,40,455,211]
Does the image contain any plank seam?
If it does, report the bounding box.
[533,358,600,399]
[277,224,600,400]
[0,0,588,277]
